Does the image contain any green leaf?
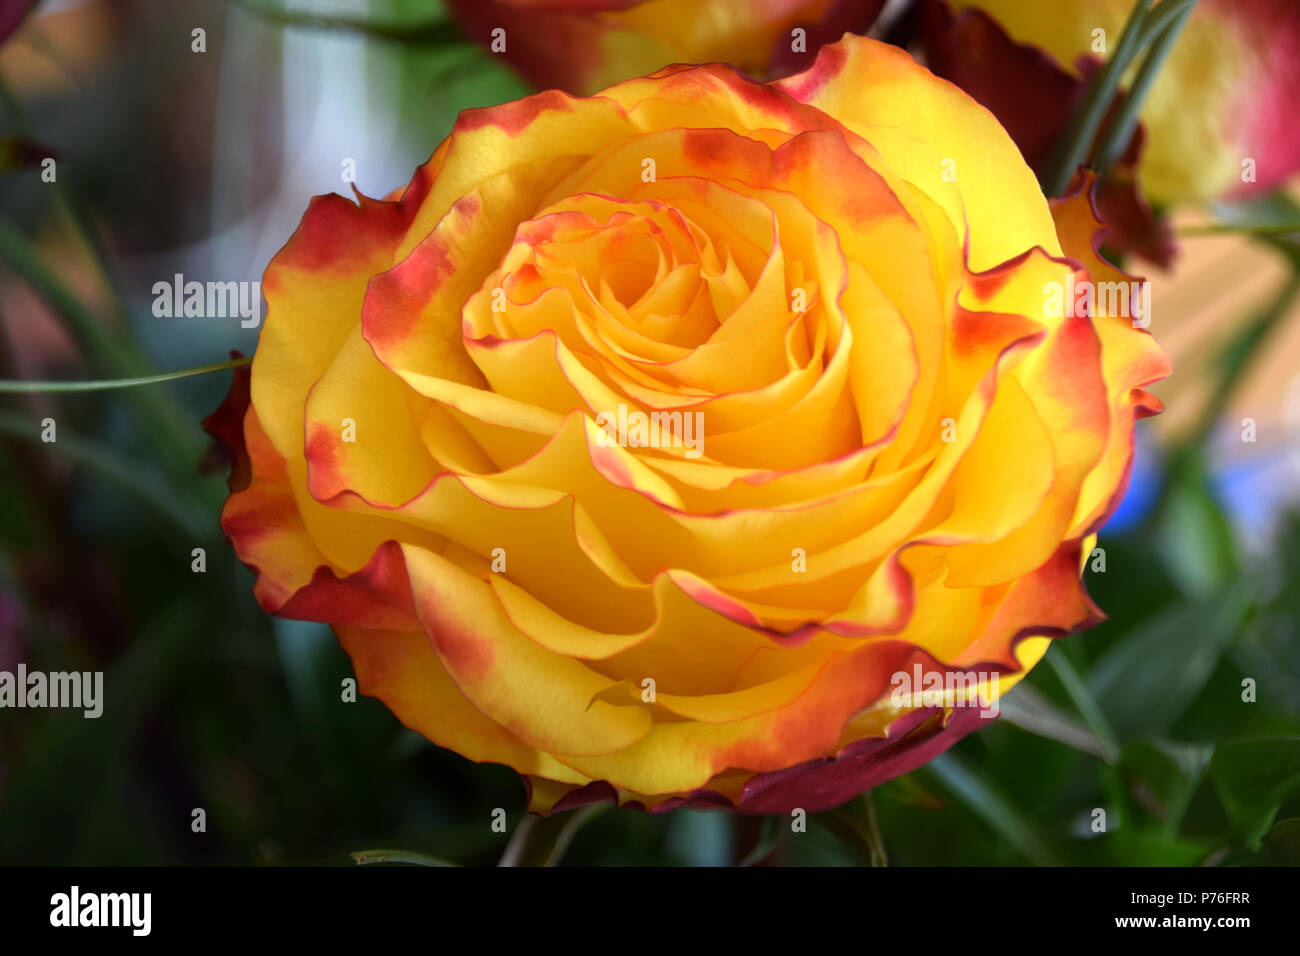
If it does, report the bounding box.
[1153,457,1240,598]
[0,409,206,538]
[1210,737,1300,848]
[818,793,887,866]
[736,815,783,867]
[350,848,459,866]
[874,773,944,809]
[1087,583,1252,739]
[1044,645,1121,762]
[1260,818,1300,864]
[998,681,1113,762]
[927,753,1059,865]
[1117,740,1213,835]
[1082,826,1210,866]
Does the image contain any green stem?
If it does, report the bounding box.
[929,754,1059,865]
[861,792,886,867]
[820,793,888,866]
[0,356,251,393]
[1045,645,1122,763]
[498,805,606,866]
[1138,0,1199,41]
[1040,0,1152,197]
[1092,0,1198,174]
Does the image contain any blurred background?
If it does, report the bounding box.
[0,0,1297,866]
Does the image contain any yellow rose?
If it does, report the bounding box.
[445,0,882,94]
[208,35,1168,813]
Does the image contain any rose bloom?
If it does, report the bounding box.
[948,0,1300,204]
[208,35,1168,814]
[445,0,882,95]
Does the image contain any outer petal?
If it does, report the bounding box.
[253,184,428,461]
[338,624,591,786]
[776,36,1062,270]
[1050,170,1170,536]
[207,368,428,630]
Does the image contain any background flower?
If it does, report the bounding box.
[446,0,884,94]
[943,0,1300,205]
